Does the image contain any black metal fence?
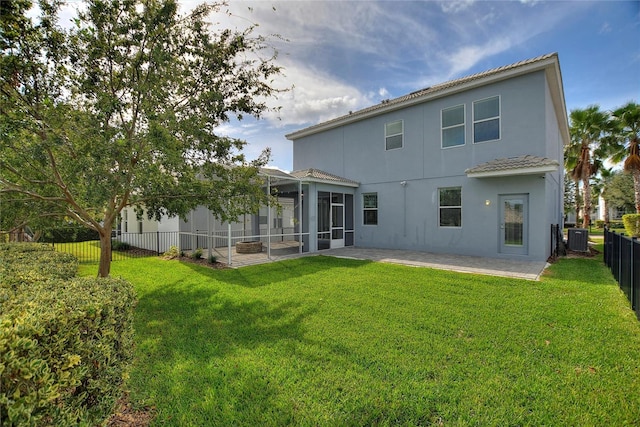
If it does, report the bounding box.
[603,228,640,320]
[549,224,565,260]
[2,229,167,263]
[3,227,301,263]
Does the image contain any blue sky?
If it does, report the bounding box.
[56,1,640,171]
[212,0,640,172]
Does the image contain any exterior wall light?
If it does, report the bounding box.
[485,199,491,206]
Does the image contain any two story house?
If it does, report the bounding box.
[120,53,568,263]
[286,53,568,261]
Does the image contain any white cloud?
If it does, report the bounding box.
[445,39,513,78]
[262,60,374,127]
[599,22,612,34]
[440,0,475,14]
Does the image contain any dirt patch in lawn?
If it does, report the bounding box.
[107,394,155,427]
[163,253,228,269]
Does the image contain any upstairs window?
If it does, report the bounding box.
[363,193,378,225]
[439,187,462,227]
[385,120,403,150]
[473,96,500,143]
[441,105,465,148]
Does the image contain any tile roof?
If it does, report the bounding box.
[259,167,295,179]
[290,168,359,186]
[465,155,559,177]
[286,53,562,141]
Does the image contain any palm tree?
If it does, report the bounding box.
[608,102,640,212]
[564,140,582,224]
[568,105,610,228]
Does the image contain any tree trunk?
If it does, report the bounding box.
[582,179,591,229]
[574,180,581,226]
[98,227,112,278]
[634,169,640,214]
[603,198,610,227]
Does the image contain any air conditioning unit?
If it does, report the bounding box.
[568,228,589,252]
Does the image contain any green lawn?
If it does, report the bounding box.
[79,254,640,426]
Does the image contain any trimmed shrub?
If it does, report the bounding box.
[0,244,78,304]
[40,227,100,243]
[0,244,136,426]
[608,220,625,230]
[111,240,131,251]
[163,245,180,259]
[191,248,203,260]
[623,214,640,237]
[208,254,217,264]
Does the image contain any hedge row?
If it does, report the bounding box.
[0,243,137,426]
[623,214,640,237]
[594,219,624,229]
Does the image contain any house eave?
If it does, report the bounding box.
[466,165,558,178]
[300,178,360,188]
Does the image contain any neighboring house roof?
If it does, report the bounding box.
[465,155,560,178]
[258,167,297,180]
[290,168,360,187]
[286,52,569,146]
[258,167,359,187]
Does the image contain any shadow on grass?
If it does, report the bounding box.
[179,255,373,288]
[133,282,318,424]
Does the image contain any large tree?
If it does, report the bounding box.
[608,101,640,212]
[567,105,610,228]
[1,0,284,276]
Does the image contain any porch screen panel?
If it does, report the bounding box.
[345,194,354,246]
[318,192,330,250]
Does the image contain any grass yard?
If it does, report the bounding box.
[79,254,640,426]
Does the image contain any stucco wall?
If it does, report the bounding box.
[294,71,549,181]
[292,70,562,261]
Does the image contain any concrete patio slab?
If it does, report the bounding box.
[213,243,549,281]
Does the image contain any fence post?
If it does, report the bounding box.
[605,227,609,266]
[632,237,637,313]
[157,231,160,255]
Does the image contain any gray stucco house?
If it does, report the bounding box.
[121,53,568,263]
[285,52,569,261]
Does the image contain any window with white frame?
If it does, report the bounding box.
[439,187,462,227]
[441,104,465,148]
[385,120,403,150]
[363,193,378,225]
[473,96,500,143]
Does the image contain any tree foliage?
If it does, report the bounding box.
[608,101,640,212]
[603,171,635,214]
[567,105,611,227]
[1,0,284,276]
